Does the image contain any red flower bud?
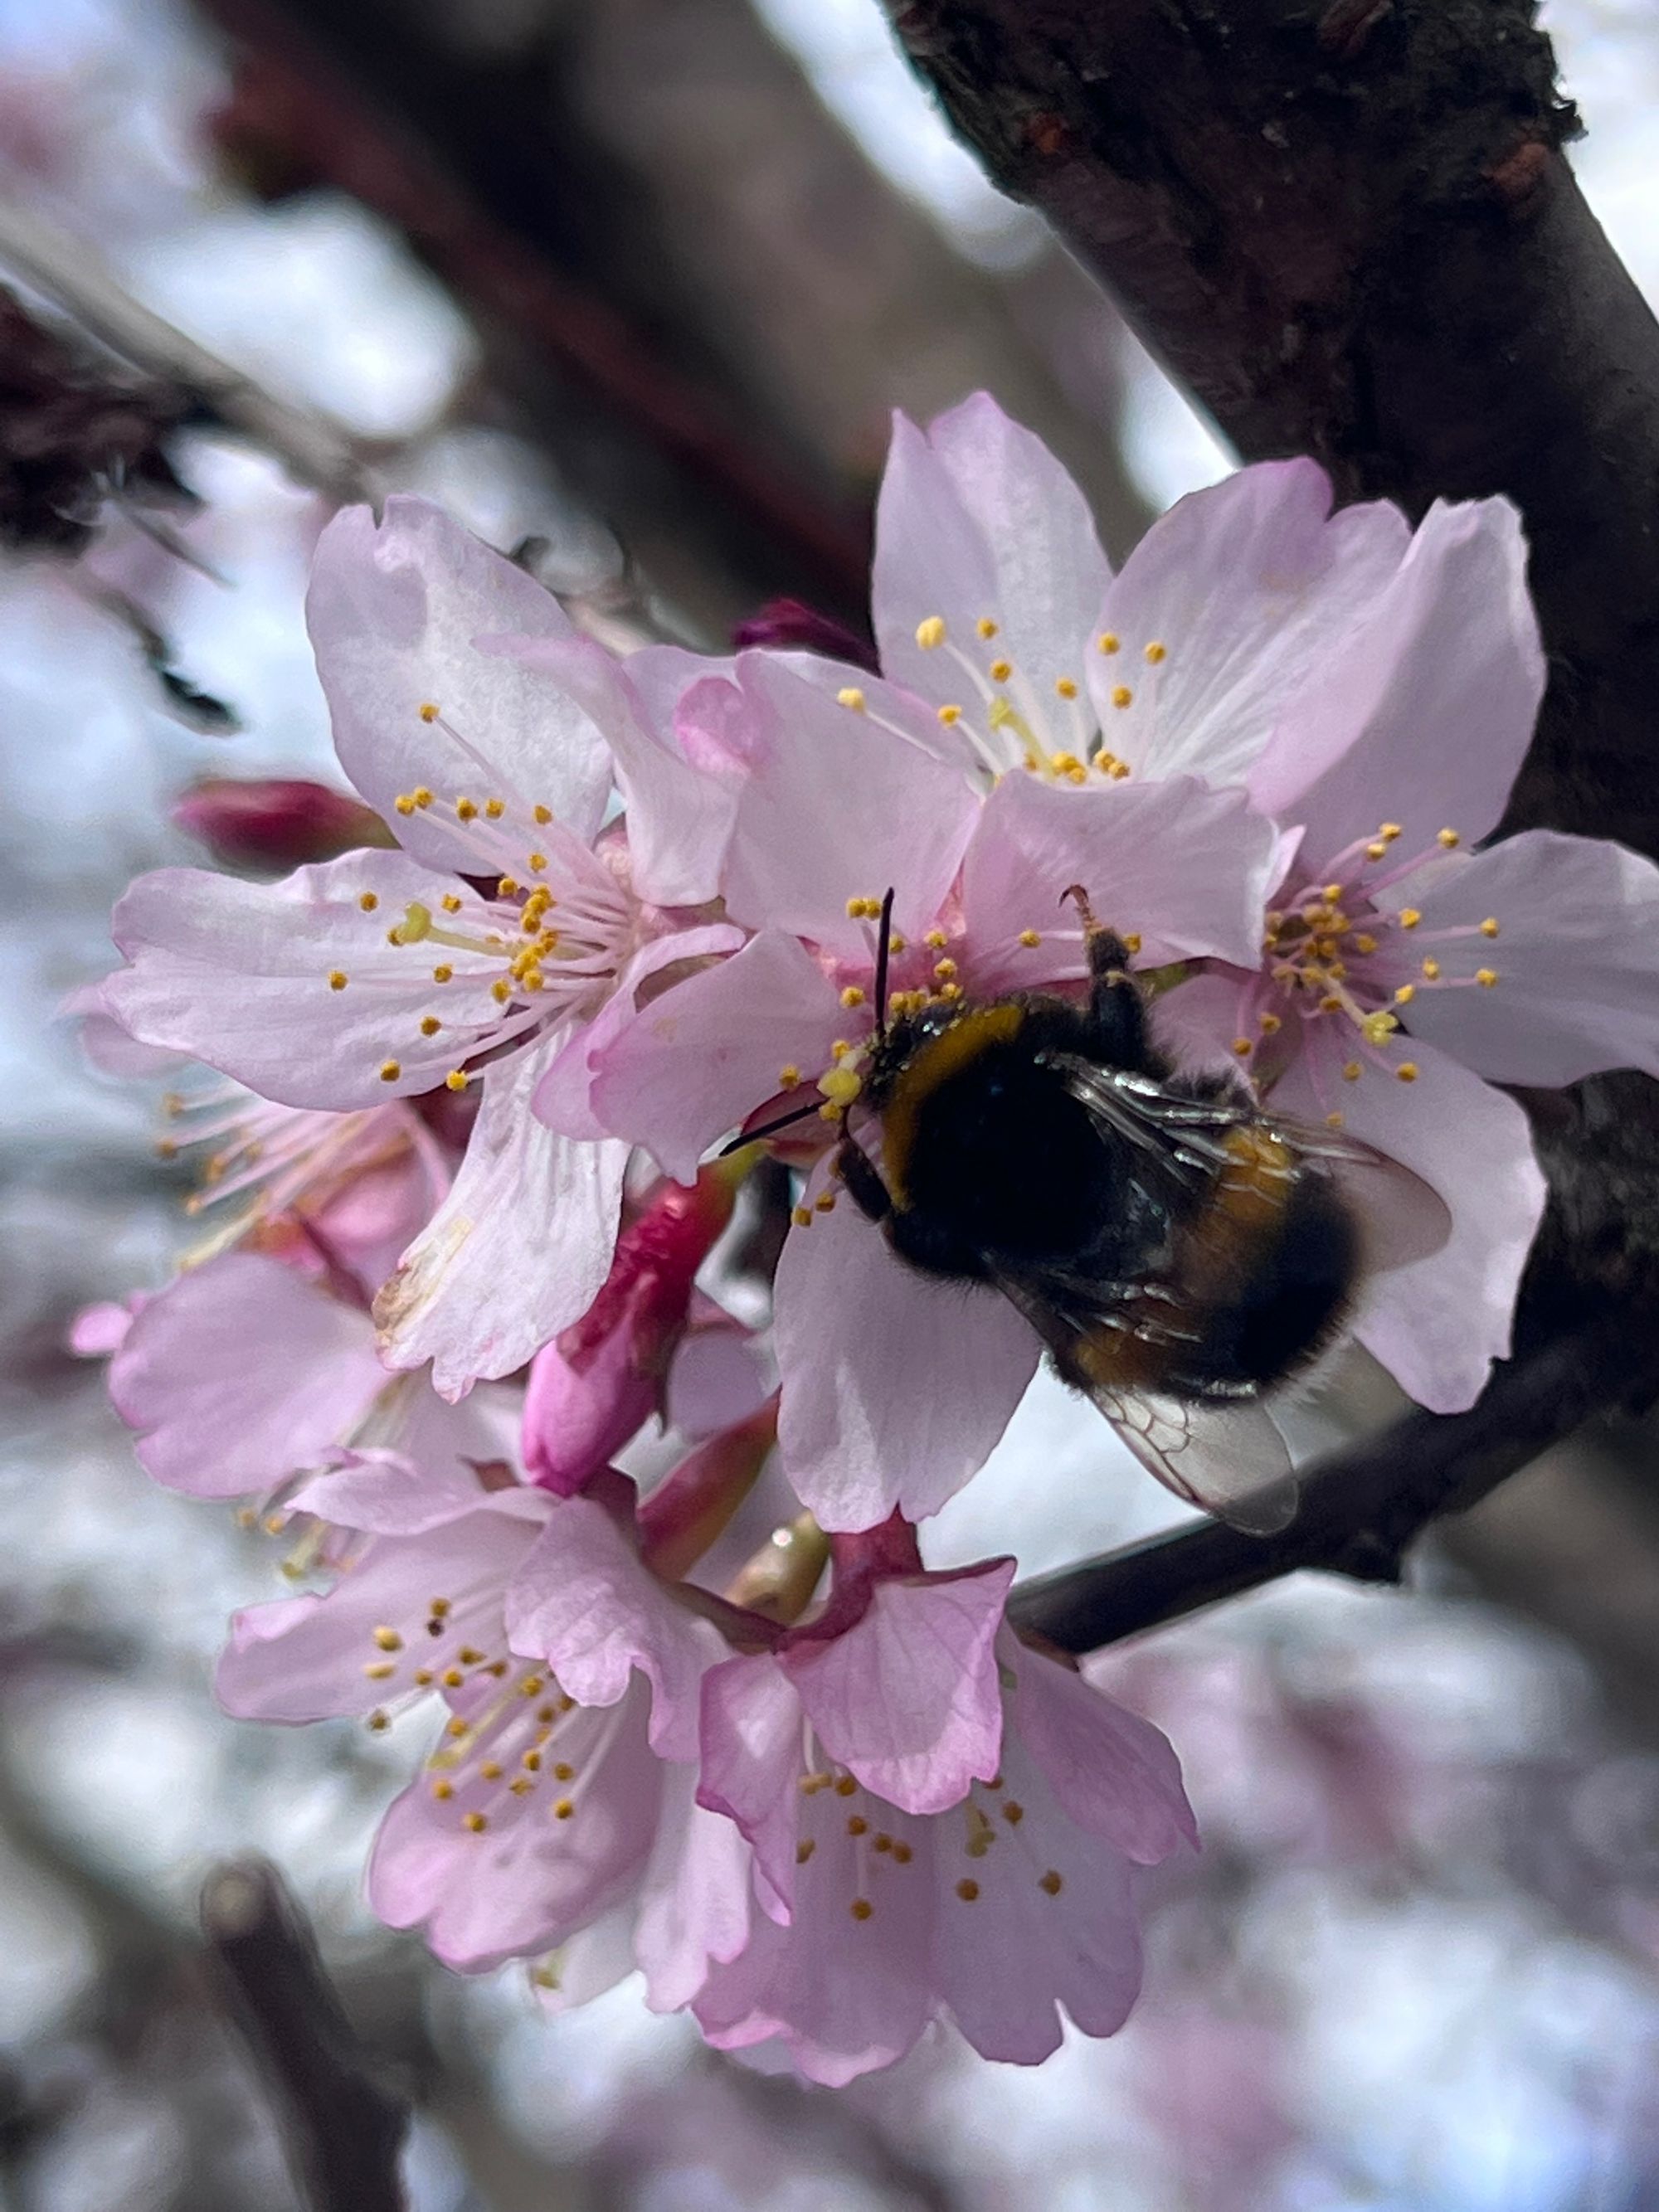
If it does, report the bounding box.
[732,596,878,673]
[172,778,396,871]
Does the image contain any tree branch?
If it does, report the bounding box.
[202,1860,409,2212]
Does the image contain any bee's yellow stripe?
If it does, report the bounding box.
[879,1004,1024,1208]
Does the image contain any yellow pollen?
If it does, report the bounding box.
[445,1070,468,1091]
[1399,908,1421,930]
[1438,828,1461,848]
[819,1067,863,1108]
[791,1205,813,1230]
[925,929,947,950]
[441,1668,465,1689]
[1110,760,1131,779]
[1343,1060,1363,1082]
[850,1898,873,1922]
[479,1761,503,1782]
[989,658,1013,683]
[432,964,453,983]
[552,1761,574,1781]
[420,1016,441,1037]
[455,798,477,822]
[956,1879,980,1902]
[796,1839,815,1864]
[441,893,463,915]
[395,795,416,816]
[1122,933,1141,954]
[1097,632,1120,655]
[777,1064,802,1089]
[553,1797,575,1821]
[1326,1111,1345,1129]
[419,702,440,723]
[932,957,957,981]
[328,970,348,991]
[497,878,520,898]
[1362,1011,1399,1045]
[528,853,547,873]
[362,1661,395,1680]
[937,981,963,1002]
[1394,984,1416,1005]
[534,803,552,825]
[1477,967,1499,986]
[1111,685,1132,709]
[1354,933,1378,955]
[1366,842,1387,861]
[1421,958,1442,980]
[937,703,962,725]
[840,985,866,1009]
[431,1779,454,1801]
[815,1189,836,1213]
[915,616,946,649]
[1019,929,1041,949]
[1397,1062,1420,1082]
[1232,1038,1253,1057]
[372,1626,402,1652]
[890,934,907,953]
[1039,1870,1063,1897]
[1319,994,1344,1015]
[847,1815,868,1837]
[358,892,379,913]
[412,787,432,809]
[1055,676,1078,699]
[1144,640,1167,664]
[491,980,511,1004]
[1258,1011,1282,1034]
[837,687,866,712]
[1379,822,1402,841]
[379,1060,401,1083]
[1324,884,1344,903]
[976,617,999,639]
[830,1040,851,1061]
[461,1812,489,1835]
[1481,917,1500,938]
[484,798,504,819]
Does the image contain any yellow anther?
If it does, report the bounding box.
[479,1760,503,1781]
[1231,1038,1253,1057]
[976,617,999,639]
[956,1879,980,1902]
[795,1838,815,1864]
[819,1066,863,1107]
[1362,1011,1399,1046]
[484,798,504,819]
[837,687,867,712]
[373,1626,403,1651]
[1396,1062,1419,1082]
[552,1762,574,1782]
[491,980,511,1004]
[840,985,866,1009]
[1481,917,1500,938]
[395,795,416,816]
[455,798,477,821]
[1121,934,1141,955]
[915,616,946,649]
[1379,822,1402,842]
[1055,676,1078,699]
[791,1205,813,1230]
[850,1898,873,1922]
[1258,1011,1282,1034]
[418,1016,441,1038]
[1326,1111,1346,1130]
[1394,984,1416,1005]
[528,853,547,873]
[937,981,963,1001]
[419,701,440,722]
[1319,994,1344,1015]
[1421,958,1441,980]
[889,933,906,953]
[358,892,379,913]
[531,805,552,829]
[924,929,948,950]
[432,964,453,984]
[431,1779,454,1801]
[1111,685,1132,709]
[815,1189,836,1213]
[834,1775,857,1797]
[777,1064,802,1089]
[1343,1060,1363,1082]
[552,1799,575,1821]
[830,1039,851,1061]
[1353,934,1378,955]
[1399,908,1421,930]
[445,1070,468,1092]
[440,893,462,915]
[937,703,962,724]
[362,1660,395,1680]
[464,1812,488,1834]
[367,1710,390,1732]
[1144,640,1167,664]
[1323,884,1344,903]
[497,877,520,898]
[1019,928,1041,949]
[847,1814,868,1837]
[1039,1870,1063,1896]
[1477,967,1499,987]
[379,1060,401,1082]
[932,958,957,981]
[1366,842,1387,861]
[1109,760,1131,778]
[412,787,433,809]
[989,658,1013,683]
[1438,828,1460,848]
[1097,632,1120,654]
[328,970,348,991]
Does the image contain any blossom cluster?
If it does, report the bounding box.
[79,396,1659,2081]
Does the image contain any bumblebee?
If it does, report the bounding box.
[820,887,1438,1534]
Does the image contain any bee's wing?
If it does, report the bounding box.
[990,1267,1300,1538]
[1043,1057,1252,1187]
[1261,1113,1453,1275]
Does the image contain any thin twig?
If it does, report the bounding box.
[0,195,374,502]
[202,1859,409,2212]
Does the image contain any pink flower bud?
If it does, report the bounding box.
[732,596,878,672]
[172,777,395,871]
[638,1393,779,1582]
[523,1160,746,1496]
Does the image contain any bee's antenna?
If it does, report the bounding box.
[719,1098,821,1155]
[873,886,896,1038]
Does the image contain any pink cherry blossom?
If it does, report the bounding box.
[101,498,743,1393]
[691,1527,1195,2083]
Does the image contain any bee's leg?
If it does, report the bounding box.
[1062,883,1150,1062]
[835,1130,892,1223]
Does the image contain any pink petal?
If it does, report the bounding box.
[722,654,980,954]
[773,1198,1039,1530]
[533,923,746,1144]
[1090,459,1412,786]
[367,1683,664,1970]
[504,1497,726,1759]
[289,1440,530,1534]
[635,1762,757,2011]
[696,1655,806,1920]
[1249,497,1543,856]
[960,770,1278,987]
[1271,1045,1545,1412]
[374,1030,629,1398]
[781,1561,1014,1815]
[1008,1632,1196,1862]
[305,498,610,873]
[482,636,739,907]
[109,1253,384,1497]
[589,931,844,1183]
[1380,832,1659,1084]
[106,851,506,1110]
[873,396,1109,711]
